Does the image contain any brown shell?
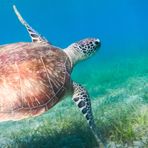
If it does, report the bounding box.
[0,42,72,121]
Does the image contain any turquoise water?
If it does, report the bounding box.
[0,0,148,147]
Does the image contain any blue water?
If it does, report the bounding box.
[0,0,148,54]
[0,0,148,147]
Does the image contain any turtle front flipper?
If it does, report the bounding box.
[72,82,107,147]
[13,5,49,44]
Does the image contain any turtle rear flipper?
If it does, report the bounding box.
[13,5,49,44]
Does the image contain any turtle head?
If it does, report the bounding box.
[75,38,101,58]
[64,38,101,66]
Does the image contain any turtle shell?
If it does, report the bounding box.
[0,42,72,121]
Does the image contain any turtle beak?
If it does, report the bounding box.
[95,39,101,48]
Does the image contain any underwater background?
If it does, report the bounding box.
[0,0,148,147]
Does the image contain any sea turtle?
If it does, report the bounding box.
[0,5,106,147]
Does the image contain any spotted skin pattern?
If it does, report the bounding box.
[72,82,107,147]
[76,38,100,57]
[13,5,48,44]
[72,82,94,126]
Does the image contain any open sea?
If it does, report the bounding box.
[0,0,148,147]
